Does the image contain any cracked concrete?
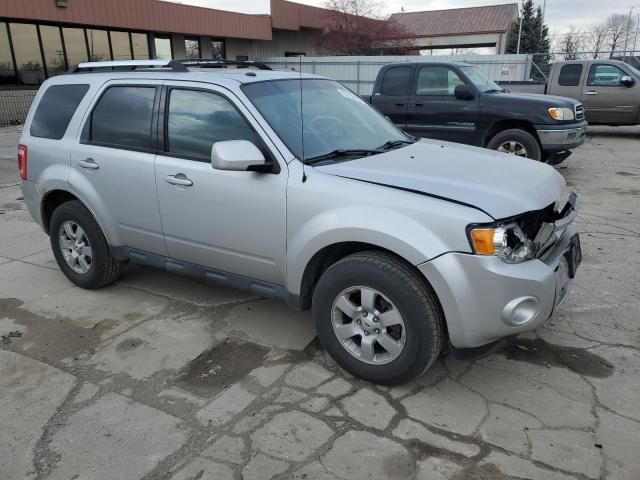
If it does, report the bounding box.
[1,125,639,479]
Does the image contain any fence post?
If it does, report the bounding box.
[356,61,361,95]
[312,60,316,74]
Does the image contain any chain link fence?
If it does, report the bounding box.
[0,87,39,127]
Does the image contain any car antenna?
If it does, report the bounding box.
[298,7,307,183]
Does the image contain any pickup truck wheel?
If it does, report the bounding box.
[312,251,443,385]
[487,129,542,161]
[50,200,122,289]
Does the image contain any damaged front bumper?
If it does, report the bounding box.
[420,196,582,349]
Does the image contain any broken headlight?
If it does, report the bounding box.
[470,223,535,264]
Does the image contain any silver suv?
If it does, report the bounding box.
[19,60,581,385]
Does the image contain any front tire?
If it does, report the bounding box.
[487,129,542,161]
[50,200,122,289]
[312,251,444,385]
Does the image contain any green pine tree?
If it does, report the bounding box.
[506,1,552,82]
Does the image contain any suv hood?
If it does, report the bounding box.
[314,139,566,219]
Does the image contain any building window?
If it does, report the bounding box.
[131,33,149,59]
[154,36,172,60]
[0,23,16,84]
[110,31,132,61]
[211,40,225,59]
[86,29,111,62]
[39,25,66,76]
[184,38,200,59]
[9,23,45,85]
[63,27,89,67]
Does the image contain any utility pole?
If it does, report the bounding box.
[540,0,547,38]
[623,6,634,59]
[517,1,523,54]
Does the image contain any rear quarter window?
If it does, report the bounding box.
[30,84,90,140]
[558,64,583,86]
[380,66,412,96]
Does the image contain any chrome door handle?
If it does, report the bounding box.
[78,158,99,170]
[584,91,599,95]
[165,174,193,187]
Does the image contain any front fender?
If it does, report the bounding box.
[287,205,454,295]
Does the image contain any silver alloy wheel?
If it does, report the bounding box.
[331,286,406,365]
[59,221,93,274]
[497,140,528,157]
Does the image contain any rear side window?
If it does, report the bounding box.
[380,66,411,96]
[89,86,156,150]
[167,89,259,160]
[558,64,583,86]
[30,84,89,139]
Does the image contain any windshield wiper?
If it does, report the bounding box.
[377,139,416,151]
[306,149,381,165]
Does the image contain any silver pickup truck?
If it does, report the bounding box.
[504,59,640,126]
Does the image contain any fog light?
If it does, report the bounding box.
[502,296,540,326]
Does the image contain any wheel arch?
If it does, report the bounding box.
[482,119,541,148]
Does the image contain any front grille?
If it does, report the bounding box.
[575,104,585,121]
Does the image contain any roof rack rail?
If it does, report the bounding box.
[68,58,272,74]
[174,59,272,70]
[69,60,185,73]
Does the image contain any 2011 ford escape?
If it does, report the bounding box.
[19,59,582,385]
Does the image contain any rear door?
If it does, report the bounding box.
[581,63,639,124]
[371,65,412,129]
[406,64,480,144]
[69,80,167,255]
[551,62,585,101]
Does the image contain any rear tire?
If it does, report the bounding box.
[312,251,444,385]
[50,200,122,289]
[487,129,542,161]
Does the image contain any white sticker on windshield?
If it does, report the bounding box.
[337,88,364,103]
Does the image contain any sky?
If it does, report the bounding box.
[167,0,639,36]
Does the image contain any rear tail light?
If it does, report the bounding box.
[18,144,27,180]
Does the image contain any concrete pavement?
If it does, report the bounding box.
[0,125,639,479]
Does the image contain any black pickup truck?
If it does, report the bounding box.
[364,62,587,163]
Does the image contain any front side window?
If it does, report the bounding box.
[588,64,628,86]
[416,66,465,96]
[558,64,583,86]
[31,84,89,139]
[380,66,411,96]
[90,86,156,150]
[243,79,409,161]
[167,89,258,160]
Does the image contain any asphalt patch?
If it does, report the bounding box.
[500,338,614,378]
[173,337,270,397]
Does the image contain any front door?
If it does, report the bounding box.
[154,83,287,285]
[581,63,638,124]
[69,81,167,255]
[406,65,480,145]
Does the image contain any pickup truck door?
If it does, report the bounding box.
[405,65,480,145]
[371,65,411,129]
[581,63,638,124]
[154,82,287,285]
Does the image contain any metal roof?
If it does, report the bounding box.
[390,3,518,37]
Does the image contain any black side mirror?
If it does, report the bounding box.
[454,84,475,100]
[620,75,635,87]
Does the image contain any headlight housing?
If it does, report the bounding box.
[548,107,575,121]
[470,223,535,264]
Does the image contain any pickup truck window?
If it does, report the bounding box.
[381,67,412,96]
[558,64,583,86]
[415,66,464,96]
[588,64,627,87]
[459,66,503,93]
